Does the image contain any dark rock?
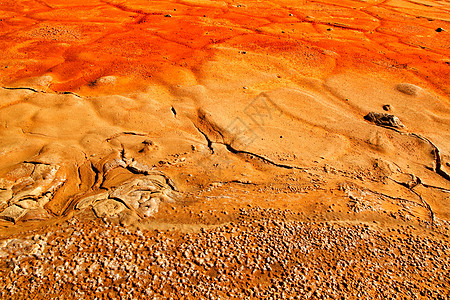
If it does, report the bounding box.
[436,28,444,32]
[364,112,404,128]
[382,104,391,111]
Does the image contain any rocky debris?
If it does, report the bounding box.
[364,112,404,128]
[0,208,449,299]
[345,188,381,213]
[436,27,444,32]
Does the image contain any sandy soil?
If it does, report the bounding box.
[0,0,449,299]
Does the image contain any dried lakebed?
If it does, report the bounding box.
[0,0,449,298]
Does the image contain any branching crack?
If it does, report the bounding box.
[410,189,434,226]
[379,125,450,182]
[118,145,178,191]
[421,183,450,193]
[192,123,215,154]
[191,113,308,170]
[224,144,307,170]
[364,187,426,208]
[388,177,435,226]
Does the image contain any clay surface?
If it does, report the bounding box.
[0,0,449,298]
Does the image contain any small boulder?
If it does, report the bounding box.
[382,104,391,111]
[364,112,404,128]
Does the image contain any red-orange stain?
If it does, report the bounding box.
[0,0,448,94]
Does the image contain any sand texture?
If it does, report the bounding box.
[0,0,449,299]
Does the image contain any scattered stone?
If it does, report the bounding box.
[382,104,391,111]
[364,112,404,128]
[1,208,448,299]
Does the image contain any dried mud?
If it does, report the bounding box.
[0,0,449,299]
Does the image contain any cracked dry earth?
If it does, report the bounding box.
[0,0,450,299]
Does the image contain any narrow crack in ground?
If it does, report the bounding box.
[192,117,308,170]
[380,125,450,183]
[410,188,435,226]
[224,143,307,170]
[388,177,435,226]
[2,86,82,98]
[2,87,39,93]
[192,123,215,154]
[365,187,426,209]
[89,162,101,190]
[105,131,148,142]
